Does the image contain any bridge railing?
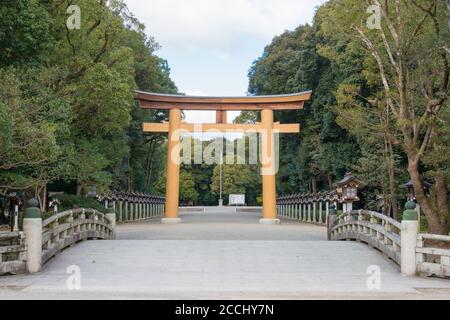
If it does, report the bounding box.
[41,208,115,265]
[328,202,450,279]
[416,234,450,278]
[0,199,118,274]
[277,192,340,225]
[0,231,27,275]
[330,210,402,265]
[100,191,165,223]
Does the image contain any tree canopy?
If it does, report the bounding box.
[246,0,449,233]
[0,0,177,210]
[1,0,448,234]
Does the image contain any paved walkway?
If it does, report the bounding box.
[0,208,449,299]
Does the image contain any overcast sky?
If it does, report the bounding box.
[124,0,327,124]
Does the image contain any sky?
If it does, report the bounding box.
[124,0,328,124]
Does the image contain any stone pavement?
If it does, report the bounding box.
[0,208,449,300]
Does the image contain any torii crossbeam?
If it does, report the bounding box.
[136,90,312,224]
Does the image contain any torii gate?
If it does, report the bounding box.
[136,90,312,224]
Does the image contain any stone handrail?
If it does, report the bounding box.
[277,192,340,225]
[330,210,401,265]
[0,231,27,275]
[416,234,450,278]
[41,208,115,265]
[100,191,165,223]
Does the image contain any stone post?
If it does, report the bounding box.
[106,202,117,239]
[327,204,337,241]
[23,199,42,273]
[319,201,323,224]
[313,202,317,223]
[307,203,311,222]
[401,201,419,276]
[325,201,330,224]
[13,203,19,232]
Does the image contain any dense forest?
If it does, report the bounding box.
[247,0,449,234]
[0,0,449,234]
[0,0,177,212]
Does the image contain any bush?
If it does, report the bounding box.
[419,214,428,233]
[53,194,106,213]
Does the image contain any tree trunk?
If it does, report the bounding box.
[311,176,317,194]
[431,170,450,233]
[0,197,6,224]
[40,184,47,212]
[409,160,449,235]
[327,173,333,191]
[76,181,84,196]
[383,193,389,216]
[144,140,156,190]
[128,167,133,192]
[386,140,399,220]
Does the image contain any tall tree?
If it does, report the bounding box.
[248,24,360,195]
[320,0,449,233]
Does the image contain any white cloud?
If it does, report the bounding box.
[184,90,208,96]
[124,0,325,52]
[123,0,326,125]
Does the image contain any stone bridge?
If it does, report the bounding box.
[1,206,449,300]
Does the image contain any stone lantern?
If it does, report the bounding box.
[402,180,430,202]
[336,172,362,213]
[402,179,430,227]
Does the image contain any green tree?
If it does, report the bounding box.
[155,169,199,204]
[319,0,450,233]
[0,0,179,212]
[247,23,360,195]
[211,155,260,205]
[0,67,73,209]
[0,0,51,67]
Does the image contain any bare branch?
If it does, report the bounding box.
[353,25,399,117]
[373,0,400,46]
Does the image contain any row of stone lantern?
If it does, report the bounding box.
[277,191,341,225]
[99,191,165,223]
[277,191,341,206]
[276,173,363,224]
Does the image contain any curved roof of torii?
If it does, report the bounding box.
[135,90,312,111]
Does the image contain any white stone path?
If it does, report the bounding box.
[0,208,449,300]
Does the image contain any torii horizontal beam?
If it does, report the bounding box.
[143,122,300,134]
[136,91,312,111]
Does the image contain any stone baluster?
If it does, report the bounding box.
[151,201,155,217]
[118,200,123,222]
[319,201,323,224]
[313,202,317,223]
[327,204,337,241]
[307,203,311,222]
[106,202,117,239]
[289,201,292,219]
[299,202,303,221]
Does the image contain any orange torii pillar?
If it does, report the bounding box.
[260,109,280,225]
[161,108,182,224]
